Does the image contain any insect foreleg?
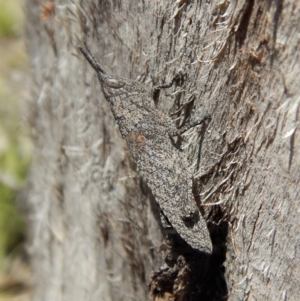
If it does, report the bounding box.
[152,72,184,104]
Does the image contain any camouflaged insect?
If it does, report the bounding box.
[79,43,212,254]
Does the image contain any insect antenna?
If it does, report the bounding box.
[78,42,105,74]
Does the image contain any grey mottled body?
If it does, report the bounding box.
[79,44,212,254]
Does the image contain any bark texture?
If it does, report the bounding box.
[25,0,300,300]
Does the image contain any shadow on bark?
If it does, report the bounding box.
[148,196,228,301]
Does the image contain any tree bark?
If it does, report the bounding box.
[25,0,300,300]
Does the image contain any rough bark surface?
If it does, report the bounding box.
[25,0,300,300]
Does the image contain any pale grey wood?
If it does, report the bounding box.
[24,1,300,300]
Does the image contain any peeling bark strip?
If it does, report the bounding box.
[79,43,212,253]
